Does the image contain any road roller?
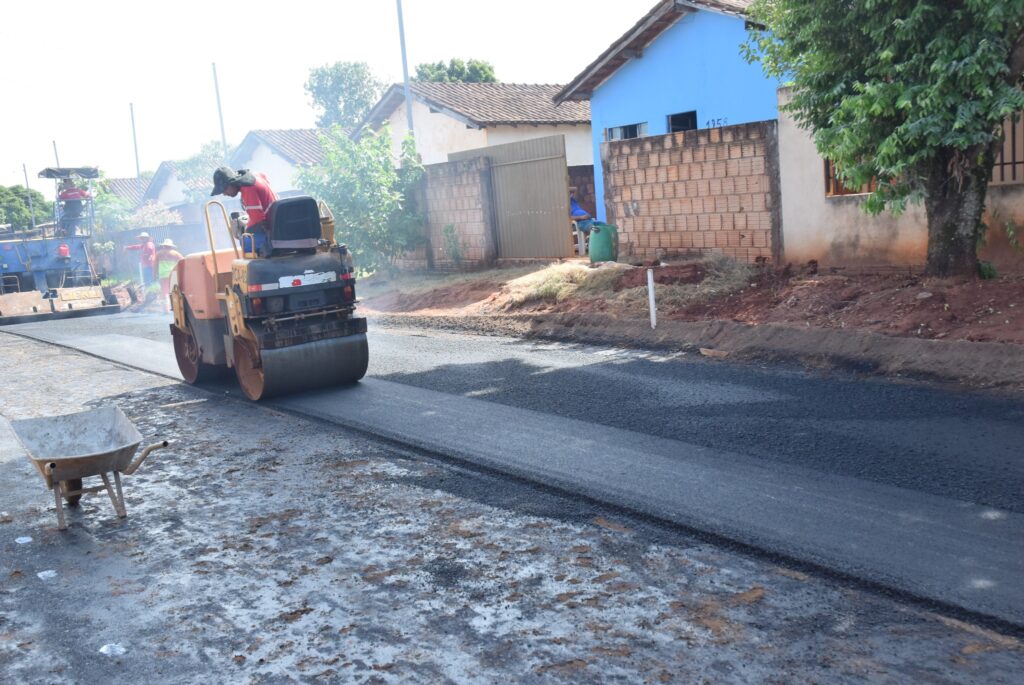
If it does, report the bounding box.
[169,196,368,401]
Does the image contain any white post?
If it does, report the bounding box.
[647,268,657,329]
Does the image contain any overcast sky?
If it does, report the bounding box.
[1,0,642,194]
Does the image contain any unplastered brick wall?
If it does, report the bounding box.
[602,121,781,263]
[395,156,497,271]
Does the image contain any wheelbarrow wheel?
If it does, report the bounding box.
[63,479,83,506]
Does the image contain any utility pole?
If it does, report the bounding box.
[52,141,61,167]
[130,102,142,197]
[22,164,36,228]
[212,62,229,162]
[396,0,415,140]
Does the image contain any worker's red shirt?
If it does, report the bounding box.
[125,240,157,267]
[58,188,91,200]
[240,173,277,226]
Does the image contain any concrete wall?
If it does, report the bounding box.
[486,126,593,166]
[384,100,592,166]
[387,99,488,165]
[396,157,496,271]
[603,121,780,263]
[778,88,1024,270]
[237,143,302,193]
[589,9,781,220]
[154,176,188,207]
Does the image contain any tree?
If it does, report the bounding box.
[414,58,497,83]
[305,62,383,130]
[92,186,134,234]
[0,185,52,230]
[175,141,234,203]
[297,127,424,273]
[130,201,183,229]
[744,0,1024,277]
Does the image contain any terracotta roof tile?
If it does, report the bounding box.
[248,129,325,165]
[409,82,590,126]
[103,177,145,206]
[357,83,590,134]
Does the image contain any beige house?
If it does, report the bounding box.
[777,88,1024,270]
[354,82,593,166]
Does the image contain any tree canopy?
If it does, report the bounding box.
[0,185,52,230]
[305,62,384,130]
[413,58,497,83]
[297,127,424,273]
[744,0,1024,276]
[176,141,234,203]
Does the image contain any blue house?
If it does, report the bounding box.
[555,0,779,221]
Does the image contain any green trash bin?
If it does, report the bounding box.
[588,222,618,263]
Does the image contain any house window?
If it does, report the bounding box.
[824,159,877,196]
[606,122,647,141]
[992,113,1024,185]
[668,111,697,133]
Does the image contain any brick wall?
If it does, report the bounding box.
[395,156,497,271]
[601,121,781,263]
[568,165,596,217]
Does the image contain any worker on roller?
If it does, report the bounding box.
[211,167,278,256]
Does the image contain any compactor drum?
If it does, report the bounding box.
[169,197,368,400]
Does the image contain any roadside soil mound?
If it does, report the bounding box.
[360,259,1024,388]
[688,270,1024,345]
[366,279,504,314]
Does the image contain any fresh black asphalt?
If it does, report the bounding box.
[5,313,1023,627]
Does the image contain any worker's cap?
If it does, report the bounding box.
[136,231,150,239]
[159,238,177,248]
[211,166,242,196]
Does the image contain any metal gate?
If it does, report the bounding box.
[450,135,573,259]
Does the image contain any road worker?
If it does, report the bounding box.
[211,167,278,256]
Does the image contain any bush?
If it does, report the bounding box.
[298,127,424,273]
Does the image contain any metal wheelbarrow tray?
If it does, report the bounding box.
[10,406,167,530]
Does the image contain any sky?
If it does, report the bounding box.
[1,0,643,196]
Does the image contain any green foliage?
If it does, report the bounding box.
[176,141,234,203]
[743,0,1024,273]
[130,201,183,229]
[305,62,384,130]
[0,185,52,229]
[92,184,133,234]
[91,240,117,255]
[413,58,497,83]
[442,224,463,267]
[978,260,998,279]
[297,128,425,273]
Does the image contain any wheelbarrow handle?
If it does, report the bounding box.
[122,441,169,476]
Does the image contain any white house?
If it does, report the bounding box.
[354,82,593,166]
[229,129,326,196]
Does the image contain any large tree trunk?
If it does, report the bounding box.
[923,147,995,278]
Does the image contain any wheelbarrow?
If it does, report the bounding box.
[10,406,168,531]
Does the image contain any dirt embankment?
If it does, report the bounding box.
[361,261,1024,389]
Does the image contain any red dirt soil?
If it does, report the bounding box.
[362,266,1024,345]
[685,270,1024,344]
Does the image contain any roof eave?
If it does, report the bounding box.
[554,0,698,104]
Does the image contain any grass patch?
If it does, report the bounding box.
[613,253,754,310]
[502,254,754,312]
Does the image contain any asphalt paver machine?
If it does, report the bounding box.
[169,196,368,400]
[0,167,119,324]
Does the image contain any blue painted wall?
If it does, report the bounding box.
[589,9,780,220]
